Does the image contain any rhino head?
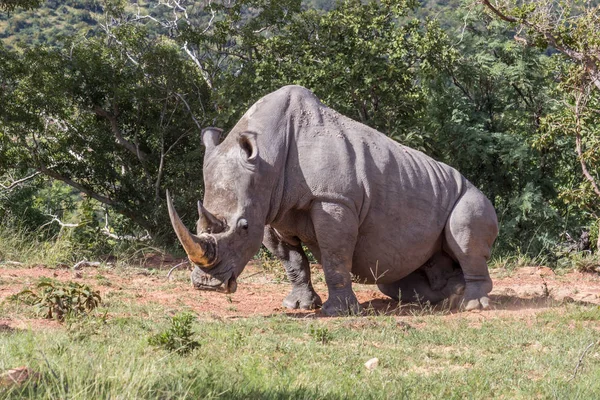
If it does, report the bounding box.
[167,126,269,294]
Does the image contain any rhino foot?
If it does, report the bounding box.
[321,292,361,316]
[283,286,322,310]
[461,280,492,311]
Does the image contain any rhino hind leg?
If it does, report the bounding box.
[378,254,465,305]
[444,183,497,311]
[263,226,322,310]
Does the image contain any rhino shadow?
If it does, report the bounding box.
[281,293,596,318]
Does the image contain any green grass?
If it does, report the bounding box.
[0,223,182,270]
[2,303,600,398]
[0,225,75,267]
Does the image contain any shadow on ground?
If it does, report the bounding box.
[281,294,596,319]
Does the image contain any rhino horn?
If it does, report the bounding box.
[166,190,217,268]
[202,127,222,158]
[198,200,222,232]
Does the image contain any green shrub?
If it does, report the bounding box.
[310,326,332,344]
[10,279,101,321]
[148,313,200,355]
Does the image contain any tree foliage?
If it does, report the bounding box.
[1,0,599,258]
[241,0,453,152]
[480,0,600,250]
[0,0,41,12]
[1,29,211,238]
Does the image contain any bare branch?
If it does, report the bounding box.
[39,213,80,230]
[183,41,214,90]
[174,92,203,131]
[167,261,189,280]
[37,165,117,207]
[574,90,600,198]
[480,0,518,23]
[93,106,148,162]
[0,171,41,191]
[103,208,151,241]
[568,341,596,382]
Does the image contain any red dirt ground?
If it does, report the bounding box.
[1,260,600,329]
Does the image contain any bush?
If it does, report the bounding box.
[148,313,200,355]
[10,279,101,321]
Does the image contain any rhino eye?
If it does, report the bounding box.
[238,218,249,230]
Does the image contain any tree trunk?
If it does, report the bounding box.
[597,219,600,254]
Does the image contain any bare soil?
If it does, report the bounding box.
[1,261,600,329]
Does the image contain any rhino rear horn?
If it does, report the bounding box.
[198,200,223,233]
[166,190,217,268]
[202,127,222,158]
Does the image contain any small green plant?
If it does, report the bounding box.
[10,279,101,321]
[310,326,332,344]
[573,253,600,274]
[256,248,288,282]
[95,273,112,287]
[67,312,108,341]
[148,313,200,355]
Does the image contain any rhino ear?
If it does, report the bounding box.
[238,131,258,163]
[202,127,223,158]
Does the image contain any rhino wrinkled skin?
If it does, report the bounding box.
[167,85,498,316]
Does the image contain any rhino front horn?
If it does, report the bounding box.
[166,190,217,268]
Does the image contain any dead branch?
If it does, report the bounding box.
[0,171,41,191]
[174,92,204,131]
[93,106,148,162]
[568,341,596,382]
[167,261,189,280]
[37,165,117,207]
[103,208,151,241]
[480,0,518,23]
[574,90,600,198]
[183,42,214,90]
[39,214,80,230]
[72,260,102,270]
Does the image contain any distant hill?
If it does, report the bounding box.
[0,0,104,48]
[0,0,338,48]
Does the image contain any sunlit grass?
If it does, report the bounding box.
[2,296,600,399]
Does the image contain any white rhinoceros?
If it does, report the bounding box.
[167,85,498,315]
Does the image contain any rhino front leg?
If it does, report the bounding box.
[263,226,322,310]
[311,202,361,316]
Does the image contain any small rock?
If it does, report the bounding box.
[73,271,83,279]
[537,266,554,276]
[516,267,538,276]
[73,260,101,270]
[364,357,379,371]
[0,367,39,387]
[3,261,23,267]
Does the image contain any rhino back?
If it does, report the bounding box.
[291,99,465,283]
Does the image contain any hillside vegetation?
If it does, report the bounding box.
[0,0,598,266]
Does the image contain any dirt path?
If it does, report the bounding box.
[1,262,600,328]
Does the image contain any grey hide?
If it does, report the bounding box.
[167,85,498,316]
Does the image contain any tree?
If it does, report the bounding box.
[234,0,454,153]
[480,0,600,90]
[479,0,600,250]
[1,28,212,239]
[0,0,41,12]
[1,0,307,241]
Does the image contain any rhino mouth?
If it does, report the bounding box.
[191,267,237,294]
